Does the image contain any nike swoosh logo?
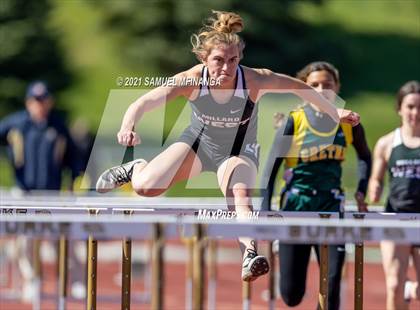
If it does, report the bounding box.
[230,109,241,114]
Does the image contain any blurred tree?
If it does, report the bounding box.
[0,0,72,116]
[92,0,325,74]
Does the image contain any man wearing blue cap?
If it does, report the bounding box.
[0,81,80,190]
[0,81,84,301]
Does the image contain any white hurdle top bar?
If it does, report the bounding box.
[1,213,419,244]
[1,194,419,244]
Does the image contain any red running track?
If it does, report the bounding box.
[1,244,419,310]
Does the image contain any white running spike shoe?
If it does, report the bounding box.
[96,159,146,193]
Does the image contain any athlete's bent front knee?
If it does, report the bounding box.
[132,177,166,197]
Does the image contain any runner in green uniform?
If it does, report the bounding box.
[369,80,420,310]
[261,61,371,309]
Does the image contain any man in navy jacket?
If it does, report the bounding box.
[0,81,80,190]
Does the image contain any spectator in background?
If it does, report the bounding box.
[0,80,80,190]
[0,81,83,301]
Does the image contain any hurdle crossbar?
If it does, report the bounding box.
[1,199,419,310]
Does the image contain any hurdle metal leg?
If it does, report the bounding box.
[186,237,194,310]
[353,213,365,310]
[242,281,251,310]
[318,213,331,310]
[354,242,363,310]
[207,239,217,310]
[268,241,276,310]
[193,224,205,310]
[151,223,164,310]
[318,244,329,310]
[86,236,97,310]
[32,239,42,310]
[121,238,132,310]
[58,236,68,310]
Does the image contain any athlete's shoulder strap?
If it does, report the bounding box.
[284,108,305,168]
[340,123,353,146]
[289,108,306,134]
[233,65,247,99]
[392,127,402,147]
[199,66,209,97]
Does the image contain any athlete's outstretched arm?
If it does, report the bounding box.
[352,124,372,211]
[368,135,389,203]
[254,69,359,126]
[118,68,199,146]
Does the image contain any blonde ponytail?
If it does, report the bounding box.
[191,10,245,61]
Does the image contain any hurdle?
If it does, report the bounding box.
[58,235,68,310]
[318,213,332,310]
[121,236,131,310]
[1,200,419,309]
[352,213,365,310]
[86,235,97,310]
[193,224,205,310]
[267,240,276,310]
[207,238,217,310]
[185,236,194,310]
[151,223,164,310]
[32,238,42,310]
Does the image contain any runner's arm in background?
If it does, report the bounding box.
[260,116,294,211]
[254,69,359,125]
[352,123,372,212]
[368,135,390,203]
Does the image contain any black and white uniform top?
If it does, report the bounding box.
[178,65,259,172]
[386,127,420,212]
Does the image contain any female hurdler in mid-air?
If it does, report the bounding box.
[96,10,359,282]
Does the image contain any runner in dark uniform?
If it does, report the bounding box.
[369,80,420,309]
[385,127,420,212]
[95,11,360,282]
[261,62,371,309]
[178,64,259,172]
